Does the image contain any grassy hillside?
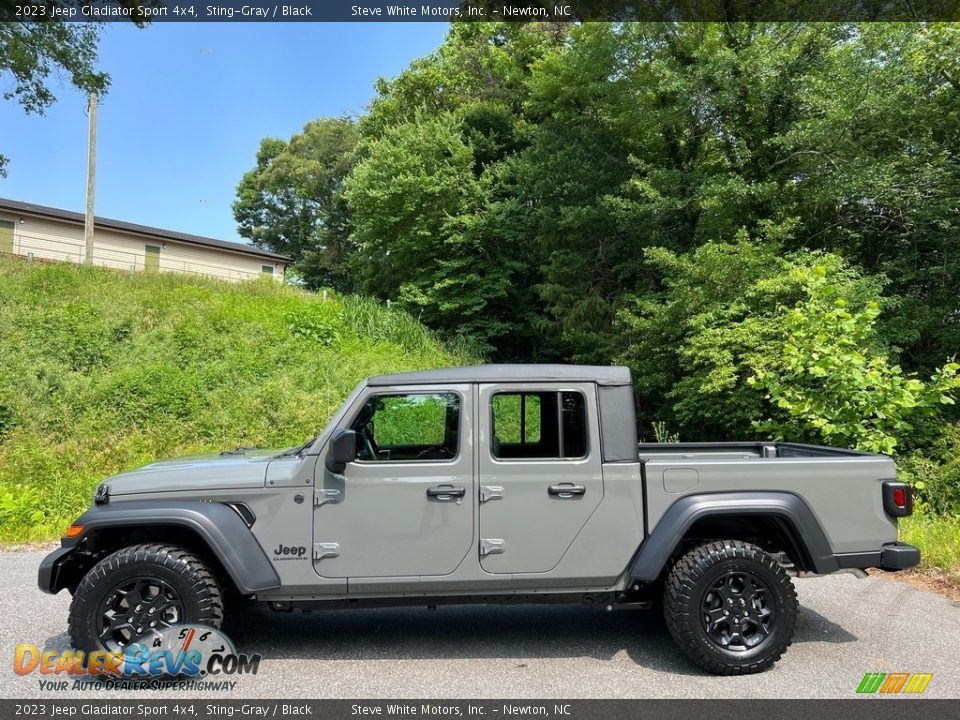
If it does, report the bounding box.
[0,259,473,542]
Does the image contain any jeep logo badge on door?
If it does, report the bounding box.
[273,544,307,558]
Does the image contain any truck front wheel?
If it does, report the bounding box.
[663,540,798,675]
[68,543,224,653]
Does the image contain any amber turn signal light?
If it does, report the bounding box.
[63,524,84,538]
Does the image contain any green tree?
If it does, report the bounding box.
[339,23,567,355]
[0,2,155,177]
[775,23,960,374]
[360,23,567,139]
[515,23,644,360]
[0,23,106,178]
[520,22,959,381]
[748,270,960,455]
[616,237,886,438]
[233,118,358,290]
[344,113,535,354]
[237,21,960,396]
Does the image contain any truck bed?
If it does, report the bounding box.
[638,441,873,462]
[637,441,896,556]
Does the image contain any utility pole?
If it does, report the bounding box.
[84,91,97,265]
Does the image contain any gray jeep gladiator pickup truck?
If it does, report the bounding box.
[39,365,919,674]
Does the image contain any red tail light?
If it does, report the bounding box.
[893,487,906,508]
[882,481,913,517]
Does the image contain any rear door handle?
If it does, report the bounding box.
[427,485,466,501]
[548,483,586,498]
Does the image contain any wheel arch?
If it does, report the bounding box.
[630,492,839,581]
[44,501,281,596]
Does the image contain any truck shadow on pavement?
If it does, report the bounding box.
[214,602,857,676]
[38,602,855,679]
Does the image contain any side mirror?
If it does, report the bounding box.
[326,429,357,473]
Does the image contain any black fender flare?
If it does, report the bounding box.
[40,501,281,595]
[629,491,839,581]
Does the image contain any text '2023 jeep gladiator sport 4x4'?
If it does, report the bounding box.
[40,365,920,674]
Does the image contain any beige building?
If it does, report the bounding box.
[0,198,289,282]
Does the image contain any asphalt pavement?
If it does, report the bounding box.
[2,549,959,699]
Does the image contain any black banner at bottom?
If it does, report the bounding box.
[0,700,956,720]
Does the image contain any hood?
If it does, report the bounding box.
[104,448,297,496]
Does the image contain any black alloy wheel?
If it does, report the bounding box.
[96,576,185,651]
[699,571,775,651]
[69,543,223,654]
[663,540,798,675]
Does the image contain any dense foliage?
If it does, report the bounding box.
[749,271,959,455]
[236,22,960,517]
[0,259,470,541]
[233,118,359,291]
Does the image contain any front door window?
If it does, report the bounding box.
[351,392,460,462]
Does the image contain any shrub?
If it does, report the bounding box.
[897,424,960,516]
[287,302,342,346]
[616,239,887,439]
[749,268,960,455]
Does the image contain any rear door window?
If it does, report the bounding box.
[491,391,587,460]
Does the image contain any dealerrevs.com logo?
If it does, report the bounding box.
[14,625,261,691]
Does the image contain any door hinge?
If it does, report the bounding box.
[479,485,503,503]
[480,538,505,557]
[313,542,340,560]
[314,488,341,507]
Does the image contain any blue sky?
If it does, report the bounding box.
[0,22,448,243]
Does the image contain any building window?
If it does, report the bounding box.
[0,219,13,256]
[144,244,161,272]
[261,265,274,276]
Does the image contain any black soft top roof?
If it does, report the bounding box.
[368,364,632,387]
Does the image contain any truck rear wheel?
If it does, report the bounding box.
[69,543,224,653]
[663,540,797,675]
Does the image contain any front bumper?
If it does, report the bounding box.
[835,542,921,572]
[38,544,87,595]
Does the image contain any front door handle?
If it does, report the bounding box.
[427,485,466,501]
[548,483,586,498]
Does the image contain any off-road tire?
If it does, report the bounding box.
[69,543,224,653]
[663,540,798,675]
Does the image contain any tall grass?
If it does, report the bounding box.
[0,259,473,541]
[899,515,960,583]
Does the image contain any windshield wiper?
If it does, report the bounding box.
[281,438,316,457]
